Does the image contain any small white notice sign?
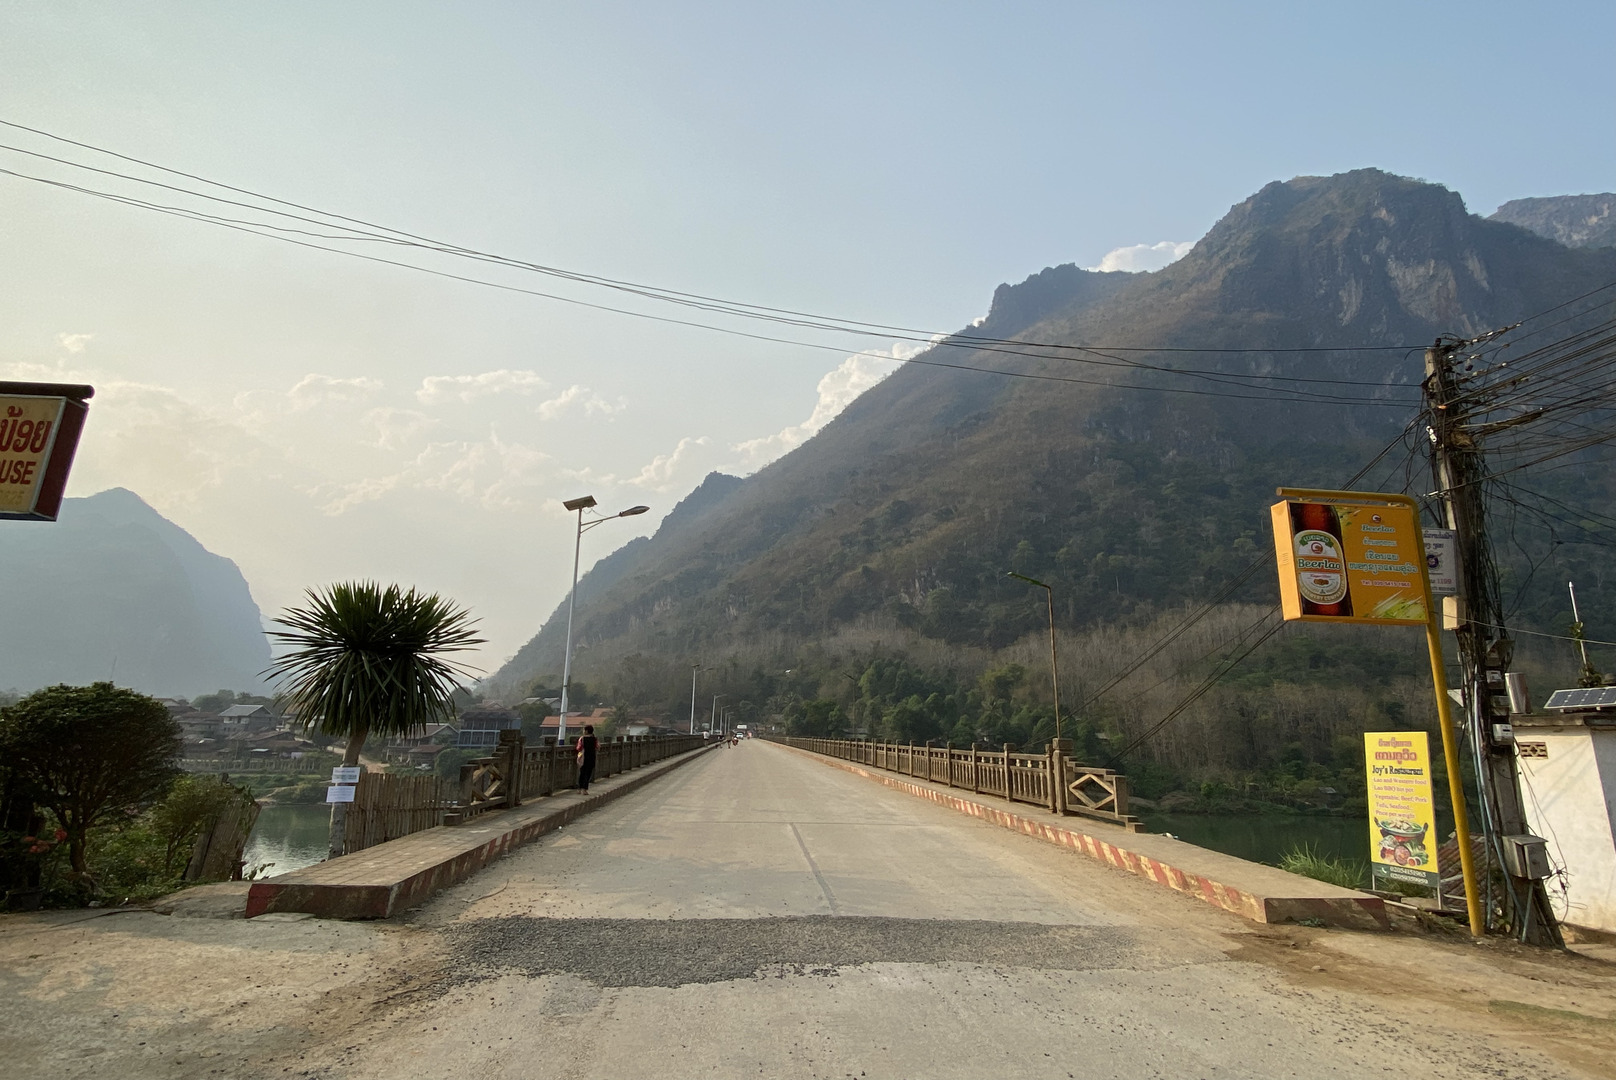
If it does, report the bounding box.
[1422,528,1458,596]
[326,784,357,803]
[331,766,363,784]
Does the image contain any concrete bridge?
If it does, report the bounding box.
[3,740,1613,1078]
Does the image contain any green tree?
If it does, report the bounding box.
[267,582,484,767]
[0,682,181,877]
[434,747,472,781]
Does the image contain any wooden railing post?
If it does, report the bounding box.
[1048,738,1071,816]
[971,744,980,793]
[499,729,524,808]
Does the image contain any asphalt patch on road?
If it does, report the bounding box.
[445,916,1179,988]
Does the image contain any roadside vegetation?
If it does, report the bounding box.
[1278,843,1368,889]
[1,683,258,909]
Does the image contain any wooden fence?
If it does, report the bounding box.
[340,732,709,853]
[776,736,1142,831]
[343,771,452,854]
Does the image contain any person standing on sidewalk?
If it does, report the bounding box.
[575,725,599,793]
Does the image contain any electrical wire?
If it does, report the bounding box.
[0,119,1440,410]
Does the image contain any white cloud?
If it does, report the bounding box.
[287,373,384,410]
[69,380,271,508]
[57,332,95,354]
[317,432,556,514]
[629,436,710,491]
[729,344,914,473]
[1089,240,1194,273]
[361,406,438,450]
[416,368,548,405]
[536,384,621,421]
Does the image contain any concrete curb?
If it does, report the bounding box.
[776,742,1388,931]
[246,744,718,920]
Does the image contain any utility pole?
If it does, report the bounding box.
[1423,339,1562,946]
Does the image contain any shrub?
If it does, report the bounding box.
[1278,843,1367,889]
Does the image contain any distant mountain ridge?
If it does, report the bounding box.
[488,170,1616,699]
[0,487,271,697]
[1491,194,1616,250]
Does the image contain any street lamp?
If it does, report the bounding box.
[557,496,649,743]
[1007,571,1063,744]
[689,664,704,735]
[710,693,727,735]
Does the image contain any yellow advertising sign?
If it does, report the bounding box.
[1271,497,1428,624]
[1364,731,1440,892]
[0,395,68,516]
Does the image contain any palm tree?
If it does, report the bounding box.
[266,582,484,767]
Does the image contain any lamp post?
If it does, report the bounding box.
[1007,571,1062,743]
[557,496,649,744]
[710,693,727,735]
[689,664,704,735]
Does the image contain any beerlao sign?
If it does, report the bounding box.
[1270,494,1429,625]
[0,382,93,522]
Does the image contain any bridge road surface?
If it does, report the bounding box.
[298,740,1608,1080]
[4,742,1612,1080]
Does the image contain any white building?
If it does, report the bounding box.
[1515,703,1616,935]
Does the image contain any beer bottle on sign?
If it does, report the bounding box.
[1291,502,1352,616]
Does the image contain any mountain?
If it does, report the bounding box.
[1491,194,1616,250]
[488,170,1616,700]
[0,487,271,698]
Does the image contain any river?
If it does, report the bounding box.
[243,804,331,877]
[1140,812,1371,867]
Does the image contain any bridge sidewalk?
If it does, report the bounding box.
[246,743,717,920]
[775,743,1388,931]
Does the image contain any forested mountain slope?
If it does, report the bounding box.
[489,170,1616,701]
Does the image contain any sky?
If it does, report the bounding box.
[1,1,1612,680]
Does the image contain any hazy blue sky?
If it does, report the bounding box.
[1,1,1612,676]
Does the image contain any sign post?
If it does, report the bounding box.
[1272,488,1483,936]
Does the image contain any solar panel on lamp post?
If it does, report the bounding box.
[556,497,649,745]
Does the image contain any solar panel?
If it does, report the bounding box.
[1543,686,1616,711]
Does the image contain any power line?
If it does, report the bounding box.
[0,160,1426,409]
[0,118,1436,407]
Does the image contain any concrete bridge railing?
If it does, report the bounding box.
[341,733,708,852]
[775,736,1143,831]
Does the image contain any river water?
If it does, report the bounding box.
[243,804,331,877]
[1141,812,1370,867]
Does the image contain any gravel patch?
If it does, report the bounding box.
[445,915,1174,988]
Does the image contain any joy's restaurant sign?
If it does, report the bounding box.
[0,382,93,522]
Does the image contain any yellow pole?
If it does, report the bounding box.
[1424,617,1485,937]
[1276,488,1484,937]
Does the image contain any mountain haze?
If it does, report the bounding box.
[489,170,1616,699]
[0,488,271,698]
[1491,194,1616,250]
